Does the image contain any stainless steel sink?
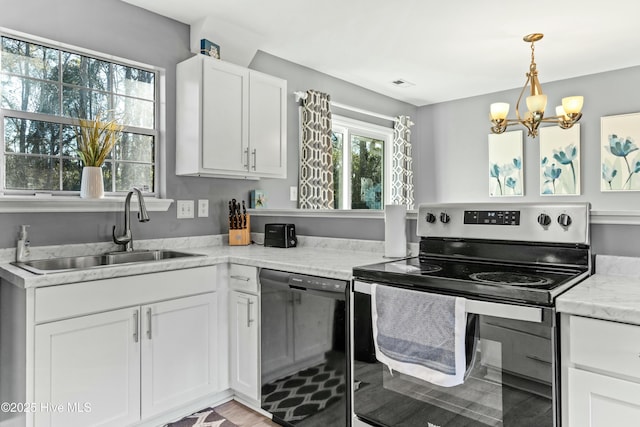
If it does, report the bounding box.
[12,250,204,275]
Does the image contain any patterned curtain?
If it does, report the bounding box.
[391,115,415,209]
[299,90,334,209]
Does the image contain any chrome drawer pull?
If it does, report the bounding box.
[230,275,251,282]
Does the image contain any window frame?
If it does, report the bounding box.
[0,27,163,197]
[332,114,393,210]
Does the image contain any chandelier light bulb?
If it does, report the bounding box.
[490,103,510,120]
[562,96,584,115]
[556,105,569,120]
[526,94,547,114]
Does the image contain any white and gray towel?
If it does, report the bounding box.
[371,283,467,387]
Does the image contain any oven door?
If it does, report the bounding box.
[352,280,558,427]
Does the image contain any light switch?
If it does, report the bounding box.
[290,186,298,201]
[177,200,194,219]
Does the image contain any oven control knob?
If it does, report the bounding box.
[537,213,551,227]
[425,213,436,223]
[439,212,450,224]
[558,213,572,227]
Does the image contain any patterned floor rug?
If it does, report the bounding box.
[164,407,238,427]
[261,362,345,424]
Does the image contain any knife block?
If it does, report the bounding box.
[229,214,251,246]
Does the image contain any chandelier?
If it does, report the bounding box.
[489,33,583,138]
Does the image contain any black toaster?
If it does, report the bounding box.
[264,223,297,248]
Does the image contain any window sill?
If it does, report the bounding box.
[0,195,173,213]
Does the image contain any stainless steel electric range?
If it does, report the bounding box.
[351,203,590,427]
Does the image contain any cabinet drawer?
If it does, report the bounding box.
[570,315,640,380]
[229,264,258,293]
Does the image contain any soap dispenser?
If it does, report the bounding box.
[16,225,30,262]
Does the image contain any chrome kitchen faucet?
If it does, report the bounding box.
[113,187,150,252]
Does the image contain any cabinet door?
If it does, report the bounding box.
[260,289,294,382]
[229,291,259,401]
[202,59,249,174]
[141,293,218,418]
[568,367,640,427]
[293,292,334,361]
[249,71,287,178]
[34,308,140,427]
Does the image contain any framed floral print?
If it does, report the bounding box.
[539,125,581,195]
[601,113,640,191]
[488,130,523,197]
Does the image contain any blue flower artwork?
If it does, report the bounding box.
[601,113,640,192]
[488,131,523,196]
[539,125,581,195]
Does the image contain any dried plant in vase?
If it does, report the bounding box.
[75,113,123,198]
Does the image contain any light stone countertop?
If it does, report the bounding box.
[0,234,406,289]
[556,255,640,325]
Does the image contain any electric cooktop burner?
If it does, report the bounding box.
[468,271,554,286]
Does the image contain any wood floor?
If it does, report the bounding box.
[215,400,280,427]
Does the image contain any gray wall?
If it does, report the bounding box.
[415,66,640,209]
[248,51,418,208]
[414,66,640,256]
[0,0,415,248]
[1,1,639,257]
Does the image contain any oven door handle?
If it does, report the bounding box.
[353,281,542,323]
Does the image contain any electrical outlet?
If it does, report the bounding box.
[177,200,194,219]
[290,186,298,201]
[198,199,209,217]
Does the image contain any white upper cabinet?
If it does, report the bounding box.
[176,55,287,179]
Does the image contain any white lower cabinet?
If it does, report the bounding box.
[229,290,259,401]
[17,266,222,427]
[563,314,640,427]
[34,293,218,427]
[34,307,141,427]
[568,368,640,427]
[141,293,218,418]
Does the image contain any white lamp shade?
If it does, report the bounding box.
[490,102,510,120]
[562,96,584,114]
[556,105,568,119]
[526,94,547,113]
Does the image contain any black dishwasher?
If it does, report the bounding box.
[259,269,349,427]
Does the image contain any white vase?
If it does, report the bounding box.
[80,166,104,199]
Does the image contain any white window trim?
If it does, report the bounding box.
[332,114,393,209]
[0,27,170,213]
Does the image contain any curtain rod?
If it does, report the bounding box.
[293,90,397,122]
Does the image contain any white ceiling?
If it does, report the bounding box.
[123,0,640,106]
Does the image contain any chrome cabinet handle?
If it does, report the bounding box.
[251,149,257,171]
[247,299,254,327]
[146,308,152,339]
[244,148,250,169]
[230,275,251,281]
[133,310,139,343]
